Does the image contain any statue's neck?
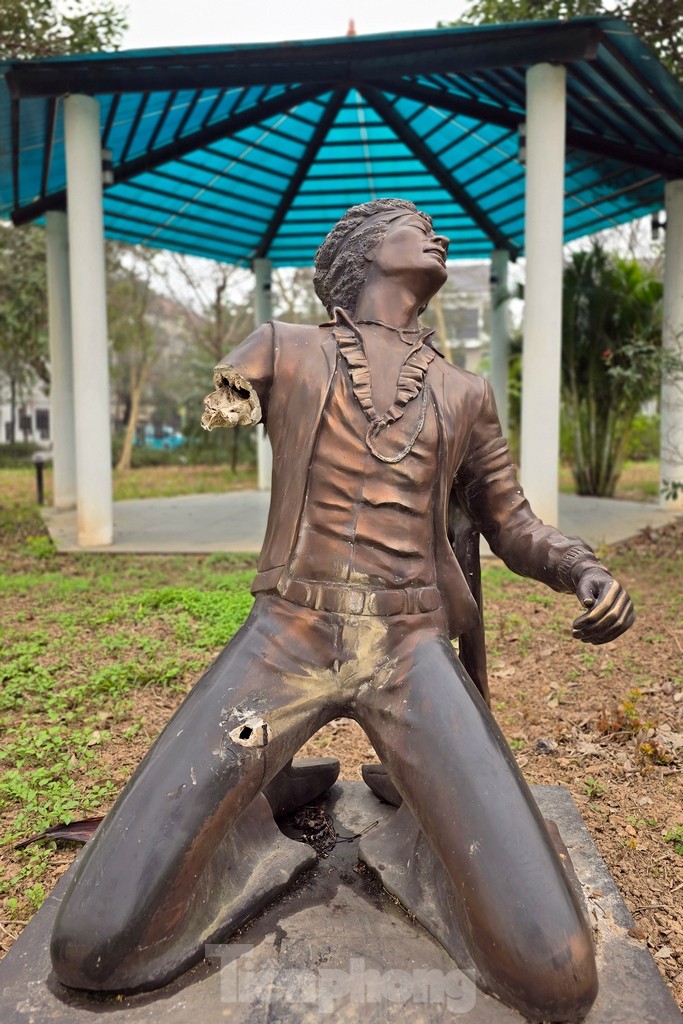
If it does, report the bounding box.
[353,281,421,331]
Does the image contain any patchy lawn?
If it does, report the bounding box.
[2,455,661,507]
[0,463,257,506]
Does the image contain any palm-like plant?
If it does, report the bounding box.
[561,244,663,497]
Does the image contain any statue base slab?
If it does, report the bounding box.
[0,784,678,1023]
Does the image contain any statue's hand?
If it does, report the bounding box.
[572,568,635,645]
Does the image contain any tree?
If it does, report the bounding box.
[107,246,159,470]
[453,0,683,81]
[0,1,127,445]
[561,242,664,496]
[175,260,254,368]
[169,256,257,471]
[272,267,326,326]
[0,0,126,60]
[0,225,49,442]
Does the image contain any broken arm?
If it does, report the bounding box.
[201,365,262,430]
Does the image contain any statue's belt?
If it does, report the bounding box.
[278,579,441,616]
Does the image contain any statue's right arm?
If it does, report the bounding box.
[200,322,275,431]
[455,378,634,644]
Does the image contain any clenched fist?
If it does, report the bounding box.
[572,567,635,645]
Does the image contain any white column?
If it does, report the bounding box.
[520,63,566,526]
[253,257,273,491]
[45,210,77,509]
[489,249,510,439]
[64,94,113,546]
[660,179,683,508]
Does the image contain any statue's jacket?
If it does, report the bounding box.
[205,312,595,696]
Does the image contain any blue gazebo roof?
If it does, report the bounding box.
[1,16,682,264]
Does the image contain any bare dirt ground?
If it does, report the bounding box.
[1,513,681,1010]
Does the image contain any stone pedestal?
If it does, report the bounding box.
[0,784,679,1022]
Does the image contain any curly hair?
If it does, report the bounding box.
[313,198,433,316]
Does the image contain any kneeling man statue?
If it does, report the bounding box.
[52,199,634,1022]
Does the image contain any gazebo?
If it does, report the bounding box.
[1,15,682,545]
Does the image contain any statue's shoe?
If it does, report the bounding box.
[263,757,340,818]
[361,763,402,807]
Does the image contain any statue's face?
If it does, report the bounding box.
[370,214,449,294]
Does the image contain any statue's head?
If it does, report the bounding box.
[314,198,435,316]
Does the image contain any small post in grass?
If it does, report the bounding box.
[32,451,49,506]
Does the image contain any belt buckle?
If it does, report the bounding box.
[347,590,365,615]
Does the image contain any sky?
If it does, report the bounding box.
[121,0,469,50]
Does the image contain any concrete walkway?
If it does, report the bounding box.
[43,490,680,555]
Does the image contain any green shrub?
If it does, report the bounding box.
[0,442,42,468]
[561,245,664,497]
[111,427,257,469]
[625,414,660,462]
[181,423,258,468]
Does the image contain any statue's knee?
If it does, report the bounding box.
[52,927,101,990]
[502,929,598,1022]
[51,900,128,991]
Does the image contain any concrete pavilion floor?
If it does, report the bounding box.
[42,490,681,555]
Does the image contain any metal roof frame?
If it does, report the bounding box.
[1,15,681,265]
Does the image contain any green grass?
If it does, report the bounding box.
[3,457,659,506]
[0,574,256,837]
[480,561,518,597]
[665,826,683,856]
[0,463,257,506]
[113,464,257,501]
[0,486,259,921]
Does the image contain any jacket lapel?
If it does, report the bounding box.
[321,331,338,386]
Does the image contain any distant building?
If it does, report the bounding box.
[425,262,492,373]
[0,381,51,446]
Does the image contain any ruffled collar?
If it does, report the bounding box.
[326,308,435,463]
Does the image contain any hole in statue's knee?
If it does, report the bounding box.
[229,716,270,747]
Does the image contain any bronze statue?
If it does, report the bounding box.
[51,199,634,1021]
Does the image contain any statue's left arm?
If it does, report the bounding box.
[201,322,275,431]
[455,380,634,645]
